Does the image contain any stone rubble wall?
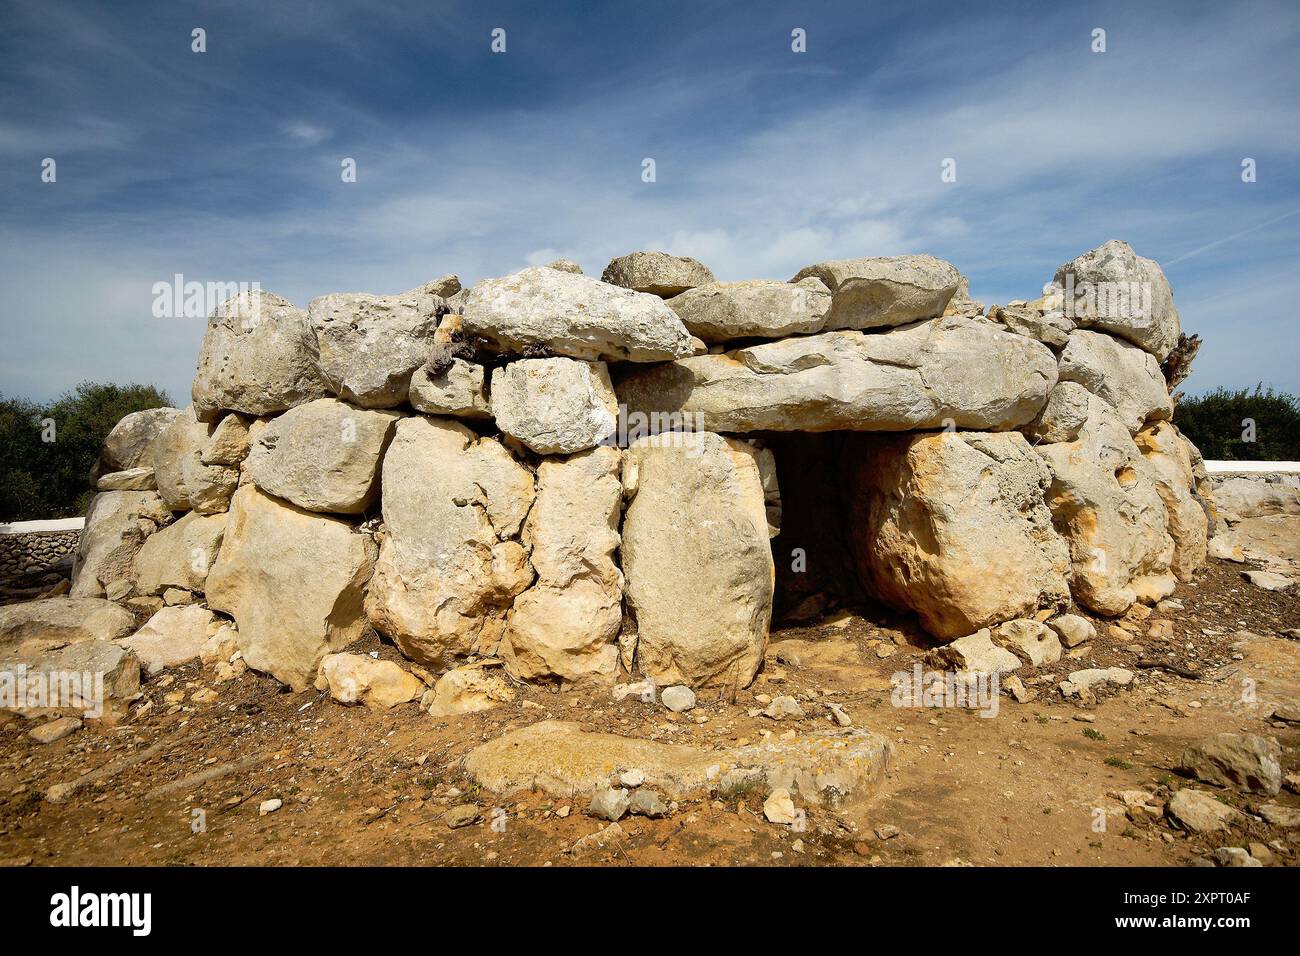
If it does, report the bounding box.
[64,241,1217,697]
[0,529,81,582]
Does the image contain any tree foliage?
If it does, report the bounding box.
[0,382,171,522]
[1175,384,1300,461]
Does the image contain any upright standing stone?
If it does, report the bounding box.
[847,432,1071,640]
[1037,395,1176,615]
[1134,420,1208,582]
[365,417,535,667]
[500,447,624,684]
[621,432,773,691]
[150,405,239,513]
[206,486,376,690]
[71,491,173,598]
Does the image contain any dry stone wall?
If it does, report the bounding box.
[63,240,1213,699]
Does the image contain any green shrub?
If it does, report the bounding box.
[0,382,171,522]
[1174,384,1300,461]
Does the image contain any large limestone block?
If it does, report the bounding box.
[600,251,715,298]
[615,317,1058,433]
[665,279,830,343]
[847,432,1071,640]
[0,641,140,716]
[500,447,624,684]
[192,289,330,419]
[490,358,618,455]
[206,486,376,690]
[1052,240,1180,360]
[464,720,892,806]
[1037,396,1176,615]
[462,266,695,362]
[1021,381,1091,444]
[790,254,960,331]
[71,491,173,598]
[308,286,444,408]
[0,597,137,654]
[1058,329,1172,434]
[408,359,491,419]
[132,510,226,595]
[200,413,251,466]
[151,405,239,513]
[94,407,178,478]
[118,605,219,675]
[621,432,773,691]
[365,417,535,668]
[245,398,400,514]
[1134,420,1208,581]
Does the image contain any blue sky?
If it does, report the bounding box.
[2,0,1298,405]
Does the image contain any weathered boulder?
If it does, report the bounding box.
[1021,381,1091,444]
[600,251,715,298]
[1166,788,1241,833]
[790,254,960,331]
[500,447,623,684]
[621,432,773,690]
[118,605,219,675]
[1178,733,1282,795]
[314,653,425,709]
[192,289,329,419]
[665,279,830,343]
[308,286,443,408]
[463,720,892,806]
[1058,329,1172,434]
[989,304,1072,349]
[423,661,516,717]
[1134,420,1208,581]
[71,491,173,598]
[131,510,225,595]
[847,432,1070,640]
[205,486,376,690]
[925,629,1019,675]
[94,407,178,478]
[615,317,1057,433]
[96,467,156,491]
[151,405,239,513]
[462,266,695,362]
[0,597,137,653]
[994,619,1063,667]
[491,358,618,455]
[1037,395,1176,615]
[244,398,399,514]
[200,413,251,466]
[408,359,491,419]
[365,417,535,667]
[1052,240,1180,360]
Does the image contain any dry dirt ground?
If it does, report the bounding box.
[2,535,1299,867]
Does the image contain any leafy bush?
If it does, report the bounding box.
[0,382,171,522]
[1175,384,1300,461]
